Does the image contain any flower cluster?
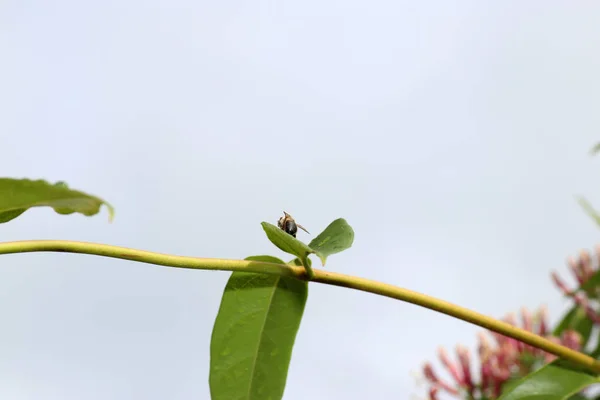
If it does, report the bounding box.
[551,246,600,323]
[422,307,582,399]
[420,246,600,399]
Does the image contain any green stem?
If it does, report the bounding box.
[1,240,598,373]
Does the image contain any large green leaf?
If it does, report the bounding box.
[553,306,594,347]
[261,222,315,276]
[308,218,354,265]
[209,255,308,400]
[0,178,113,223]
[497,360,599,400]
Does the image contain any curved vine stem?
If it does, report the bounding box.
[1,240,599,373]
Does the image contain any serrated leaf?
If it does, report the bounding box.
[0,178,113,223]
[308,218,354,265]
[497,359,599,400]
[553,306,594,347]
[209,255,308,400]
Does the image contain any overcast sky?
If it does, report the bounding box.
[2,2,600,399]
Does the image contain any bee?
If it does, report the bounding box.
[277,211,310,238]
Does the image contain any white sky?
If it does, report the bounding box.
[2,2,600,399]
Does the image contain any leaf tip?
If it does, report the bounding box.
[318,254,327,266]
[106,204,115,222]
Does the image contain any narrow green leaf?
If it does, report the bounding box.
[261,222,314,260]
[497,359,599,400]
[553,306,594,347]
[577,197,600,227]
[209,255,308,400]
[261,222,314,276]
[308,218,354,265]
[0,178,114,223]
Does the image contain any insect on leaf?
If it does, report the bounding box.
[209,255,308,400]
[261,222,314,276]
[0,178,113,223]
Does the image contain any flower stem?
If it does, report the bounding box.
[1,239,598,373]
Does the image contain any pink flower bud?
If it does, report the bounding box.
[438,347,464,386]
[551,271,572,296]
[520,307,534,353]
[561,330,582,351]
[428,387,439,400]
[569,255,585,285]
[422,362,459,395]
[456,345,474,394]
[480,360,492,392]
[422,363,438,383]
[521,307,533,332]
[537,305,549,336]
[504,312,517,326]
[572,294,600,323]
[580,250,595,282]
[478,332,492,362]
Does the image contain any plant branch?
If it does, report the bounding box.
[1,240,598,373]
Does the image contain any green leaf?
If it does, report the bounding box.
[501,376,528,395]
[497,359,599,400]
[261,222,315,276]
[567,394,588,400]
[261,222,314,260]
[590,142,600,156]
[209,255,308,400]
[577,197,600,227]
[308,218,354,265]
[553,306,594,347]
[0,178,114,223]
[580,270,600,292]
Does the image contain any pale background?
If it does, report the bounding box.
[1,2,600,399]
